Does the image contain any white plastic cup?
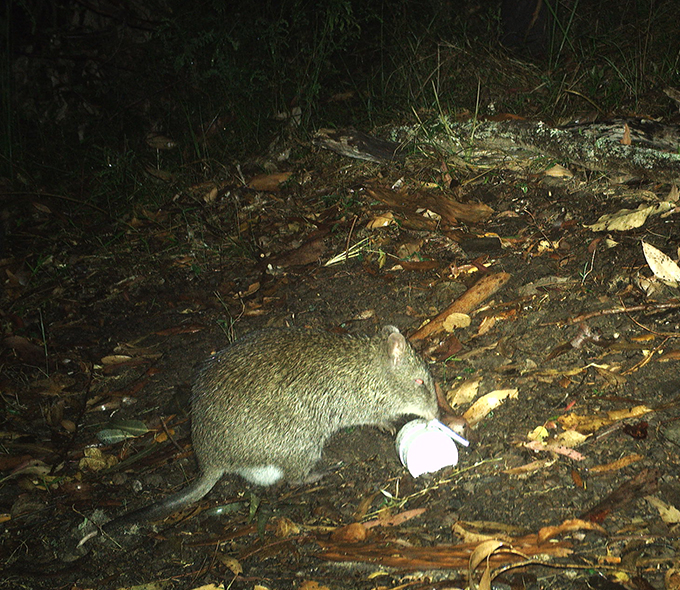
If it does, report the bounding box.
[396,419,469,478]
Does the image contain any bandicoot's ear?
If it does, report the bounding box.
[384,328,407,365]
[382,325,400,337]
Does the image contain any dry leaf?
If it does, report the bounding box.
[366,212,394,229]
[544,164,573,178]
[504,458,556,475]
[330,522,367,543]
[101,355,133,365]
[446,379,480,408]
[463,389,518,427]
[554,430,590,447]
[607,404,653,421]
[527,426,549,442]
[469,539,509,590]
[522,441,585,460]
[586,202,674,232]
[61,419,76,433]
[558,413,613,433]
[247,172,293,191]
[215,553,243,575]
[273,516,301,537]
[79,447,118,471]
[476,315,497,336]
[443,312,471,331]
[351,309,375,321]
[3,458,50,479]
[593,366,627,387]
[537,519,606,543]
[469,539,508,572]
[239,281,261,297]
[597,554,622,565]
[396,240,422,258]
[204,186,219,204]
[33,202,52,214]
[328,91,355,102]
[364,508,427,528]
[642,240,680,286]
[452,522,513,544]
[658,349,680,361]
[419,208,442,221]
[590,454,644,474]
[645,496,680,524]
[145,133,177,150]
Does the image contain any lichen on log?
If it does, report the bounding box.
[434,119,680,182]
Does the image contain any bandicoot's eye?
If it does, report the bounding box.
[415,378,424,385]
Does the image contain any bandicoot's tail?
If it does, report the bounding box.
[102,469,223,533]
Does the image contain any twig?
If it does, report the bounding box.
[626,313,680,338]
[547,301,680,326]
[344,215,358,262]
[161,417,185,453]
[622,336,670,375]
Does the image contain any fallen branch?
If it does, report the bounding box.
[444,119,680,182]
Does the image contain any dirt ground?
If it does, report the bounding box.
[2,141,680,590]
